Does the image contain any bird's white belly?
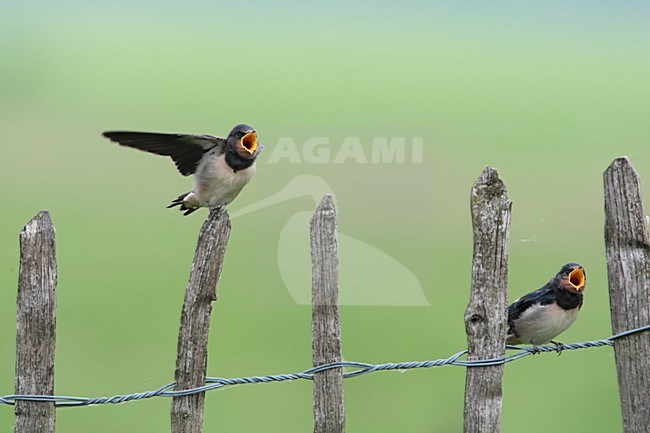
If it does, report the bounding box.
[511,303,579,345]
[192,154,256,207]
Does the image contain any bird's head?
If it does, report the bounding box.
[556,263,586,293]
[227,124,263,159]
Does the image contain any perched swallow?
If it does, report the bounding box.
[506,263,586,353]
[103,124,263,215]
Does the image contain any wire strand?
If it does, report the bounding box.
[2,324,648,408]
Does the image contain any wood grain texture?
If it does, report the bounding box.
[171,208,231,433]
[15,211,57,433]
[310,195,345,433]
[464,167,511,433]
[604,157,650,433]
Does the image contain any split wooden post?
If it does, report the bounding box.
[464,167,511,433]
[15,211,58,433]
[310,195,345,433]
[603,157,650,433]
[171,209,231,433]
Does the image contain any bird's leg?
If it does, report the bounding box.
[550,340,565,356]
[208,204,224,217]
[529,342,540,355]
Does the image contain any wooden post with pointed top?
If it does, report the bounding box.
[15,211,58,433]
[464,167,511,433]
[311,195,345,433]
[603,157,650,433]
[171,209,231,433]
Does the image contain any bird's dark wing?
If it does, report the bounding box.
[103,132,226,176]
[507,283,555,332]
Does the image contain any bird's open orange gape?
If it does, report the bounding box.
[241,131,257,154]
[569,267,585,289]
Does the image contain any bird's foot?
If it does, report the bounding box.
[207,204,224,216]
[529,343,541,355]
[551,340,565,356]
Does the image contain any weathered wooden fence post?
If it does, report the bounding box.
[310,195,345,433]
[603,157,650,433]
[15,211,57,433]
[464,167,511,433]
[171,209,231,433]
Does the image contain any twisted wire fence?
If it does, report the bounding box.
[2,324,648,408]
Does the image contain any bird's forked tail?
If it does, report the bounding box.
[167,192,199,216]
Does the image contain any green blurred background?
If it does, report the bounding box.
[2,1,649,431]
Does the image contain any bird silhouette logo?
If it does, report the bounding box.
[232,175,429,306]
